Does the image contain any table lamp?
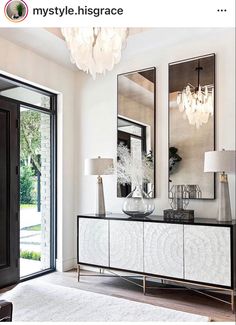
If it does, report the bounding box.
[204,149,236,221]
[85,156,114,216]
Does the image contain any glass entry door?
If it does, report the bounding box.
[0,74,56,282]
[20,107,52,277]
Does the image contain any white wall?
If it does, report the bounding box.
[74,28,235,241]
[0,36,76,271]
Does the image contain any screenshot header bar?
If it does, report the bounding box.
[0,0,235,27]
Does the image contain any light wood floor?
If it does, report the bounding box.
[1,269,235,322]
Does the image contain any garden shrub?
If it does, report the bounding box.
[20,250,41,261]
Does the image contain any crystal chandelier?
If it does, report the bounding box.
[176,60,214,129]
[61,28,128,79]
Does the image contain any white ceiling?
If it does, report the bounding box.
[0,28,215,71]
[0,28,151,71]
[0,28,75,70]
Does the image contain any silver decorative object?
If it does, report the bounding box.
[169,185,189,210]
[164,185,194,221]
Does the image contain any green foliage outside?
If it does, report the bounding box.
[22,224,41,231]
[20,204,37,209]
[20,110,41,205]
[20,166,36,204]
[20,250,41,261]
[20,110,41,172]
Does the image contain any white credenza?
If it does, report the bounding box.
[78,214,235,291]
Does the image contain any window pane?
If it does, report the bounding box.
[0,86,50,109]
[130,137,142,190]
[118,118,142,136]
[20,107,51,277]
[118,125,142,136]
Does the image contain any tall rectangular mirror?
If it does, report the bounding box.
[168,54,215,199]
[117,67,156,198]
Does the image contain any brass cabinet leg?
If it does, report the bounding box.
[143,276,146,295]
[77,264,80,282]
[231,290,235,313]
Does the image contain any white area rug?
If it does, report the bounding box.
[2,281,209,322]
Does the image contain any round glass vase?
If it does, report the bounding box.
[122,186,155,218]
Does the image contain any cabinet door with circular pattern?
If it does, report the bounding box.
[110,220,144,272]
[78,218,109,267]
[144,223,184,279]
[184,225,231,286]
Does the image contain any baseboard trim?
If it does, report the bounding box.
[56,258,75,272]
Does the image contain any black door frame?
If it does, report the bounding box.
[0,98,20,288]
[0,74,57,282]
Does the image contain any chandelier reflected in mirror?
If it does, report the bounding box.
[61,28,128,79]
[176,60,214,129]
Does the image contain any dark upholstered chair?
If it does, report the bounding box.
[0,300,13,322]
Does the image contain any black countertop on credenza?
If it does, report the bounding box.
[77,213,236,227]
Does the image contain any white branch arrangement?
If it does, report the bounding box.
[116,144,154,187]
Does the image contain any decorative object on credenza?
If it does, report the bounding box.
[122,185,155,218]
[169,185,190,210]
[204,149,236,222]
[164,185,194,221]
[85,156,114,216]
[116,144,155,218]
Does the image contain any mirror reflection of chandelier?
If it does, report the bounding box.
[61,28,128,79]
[176,60,214,129]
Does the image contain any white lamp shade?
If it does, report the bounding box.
[204,150,236,173]
[85,157,114,175]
